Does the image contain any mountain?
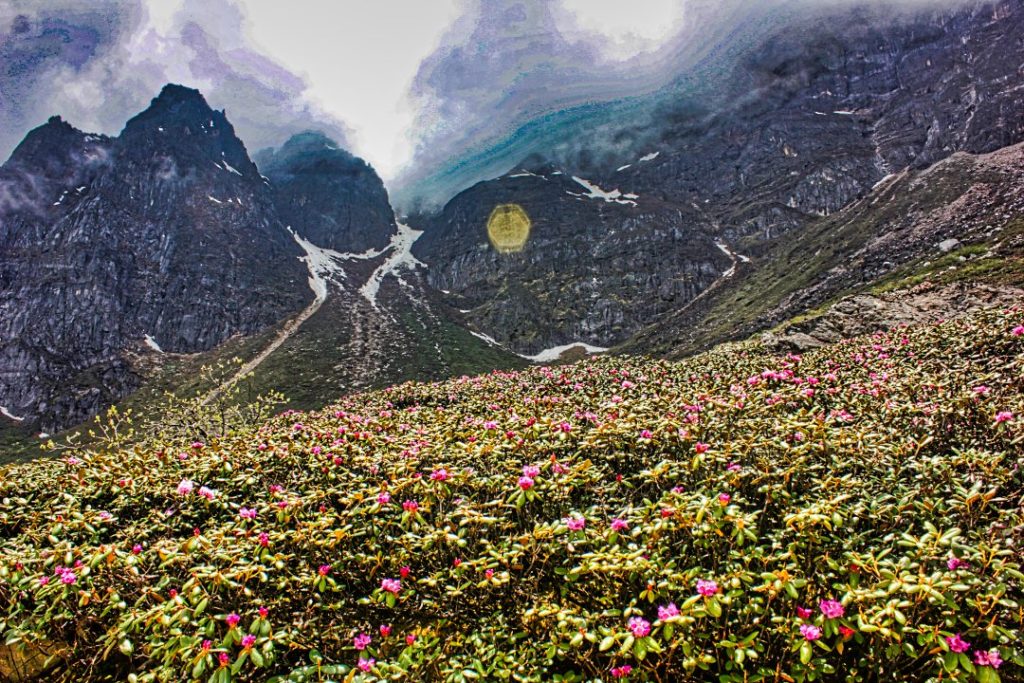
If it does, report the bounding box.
[0,85,313,433]
[412,0,1024,357]
[256,132,397,253]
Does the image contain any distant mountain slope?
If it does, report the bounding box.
[256,132,398,253]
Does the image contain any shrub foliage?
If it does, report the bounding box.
[1,310,1023,682]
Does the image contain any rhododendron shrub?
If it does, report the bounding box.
[0,309,1022,682]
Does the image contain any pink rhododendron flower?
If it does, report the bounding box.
[947,556,969,571]
[796,606,812,619]
[381,578,401,594]
[226,613,240,628]
[946,634,970,653]
[176,479,194,495]
[238,507,257,520]
[518,475,535,490]
[406,634,417,645]
[694,442,709,454]
[565,515,586,531]
[131,544,142,555]
[611,518,629,532]
[726,462,741,472]
[198,486,216,500]
[38,576,49,586]
[974,649,1002,668]
[640,429,653,439]
[380,624,392,637]
[430,468,449,481]
[403,499,419,513]
[658,603,679,620]
[353,633,371,650]
[218,652,230,667]
[839,625,855,638]
[201,639,212,651]
[800,624,822,641]
[241,634,256,650]
[258,532,269,547]
[995,411,1014,423]
[1012,325,1024,336]
[358,657,375,672]
[523,464,540,478]
[400,565,410,578]
[718,492,731,505]
[611,664,633,678]
[627,617,651,638]
[696,579,719,597]
[318,564,331,576]
[819,599,845,619]
[377,492,391,505]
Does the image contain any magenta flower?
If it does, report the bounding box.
[1012,325,1024,336]
[430,468,449,481]
[318,564,331,576]
[640,429,653,440]
[353,633,371,650]
[564,515,586,531]
[611,664,633,678]
[226,613,240,628]
[995,411,1014,423]
[240,634,256,650]
[60,571,77,585]
[257,532,269,547]
[38,576,50,586]
[218,652,230,667]
[198,486,216,500]
[796,606,812,619]
[610,518,629,532]
[718,492,731,505]
[380,624,392,637]
[358,657,376,672]
[131,544,142,555]
[522,464,540,478]
[800,624,822,641]
[694,442,710,454]
[201,639,212,651]
[403,499,419,513]
[518,475,535,490]
[238,507,257,520]
[696,579,719,597]
[946,634,970,653]
[627,617,651,638]
[176,479,194,495]
[400,565,411,578]
[258,606,268,618]
[377,492,391,505]
[726,462,741,472]
[381,578,401,594]
[657,603,680,621]
[974,649,1002,668]
[819,599,845,619]
[947,556,969,571]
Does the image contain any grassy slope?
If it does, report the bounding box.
[622,148,1024,358]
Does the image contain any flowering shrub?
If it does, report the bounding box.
[1,309,1023,682]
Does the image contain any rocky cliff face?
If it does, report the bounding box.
[256,132,397,253]
[0,85,311,431]
[414,169,729,354]
[414,0,1024,355]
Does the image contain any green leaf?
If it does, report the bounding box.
[599,636,615,652]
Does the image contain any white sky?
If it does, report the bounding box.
[142,0,686,180]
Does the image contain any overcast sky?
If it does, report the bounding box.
[0,0,689,180]
[1,0,975,188]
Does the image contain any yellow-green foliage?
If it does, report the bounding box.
[1,310,1022,682]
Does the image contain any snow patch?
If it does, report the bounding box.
[1,406,25,422]
[568,177,638,206]
[220,160,243,176]
[639,151,660,162]
[508,170,546,179]
[143,335,163,353]
[524,343,609,363]
[715,241,750,275]
[359,223,425,306]
[616,164,632,172]
[208,196,223,204]
[289,228,350,303]
[833,110,855,116]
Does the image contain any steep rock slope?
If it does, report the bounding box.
[0,85,310,431]
[256,132,397,253]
